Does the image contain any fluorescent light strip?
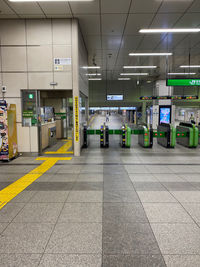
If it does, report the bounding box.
[168,73,196,75]
[9,0,94,2]
[83,66,100,69]
[123,66,157,69]
[118,78,131,80]
[120,73,149,76]
[180,65,200,68]
[86,73,101,76]
[140,28,200,33]
[129,53,172,56]
[88,78,102,81]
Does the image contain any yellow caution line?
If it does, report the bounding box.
[0,157,71,210]
[45,140,73,155]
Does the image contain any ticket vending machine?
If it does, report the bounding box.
[0,100,18,161]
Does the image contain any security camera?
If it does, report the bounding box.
[2,86,6,93]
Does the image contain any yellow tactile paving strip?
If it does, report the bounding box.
[0,140,73,210]
[45,139,73,154]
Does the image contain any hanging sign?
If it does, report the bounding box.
[74,96,79,142]
[167,79,200,86]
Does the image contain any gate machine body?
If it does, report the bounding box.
[100,123,109,148]
[121,125,131,148]
[0,100,18,160]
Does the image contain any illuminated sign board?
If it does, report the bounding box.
[107,95,123,101]
[140,96,198,100]
[167,79,200,86]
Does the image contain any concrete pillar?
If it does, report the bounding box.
[152,80,174,129]
[72,19,80,156]
[142,102,147,124]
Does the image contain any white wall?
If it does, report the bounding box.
[0,19,76,152]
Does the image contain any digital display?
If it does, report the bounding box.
[159,106,171,124]
[107,95,123,101]
[167,79,200,86]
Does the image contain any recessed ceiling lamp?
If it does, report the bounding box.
[123,66,157,69]
[86,73,101,76]
[168,73,196,75]
[83,66,100,69]
[139,29,200,33]
[180,65,200,68]
[129,53,172,56]
[9,0,93,2]
[118,78,131,80]
[120,73,149,76]
[88,78,102,81]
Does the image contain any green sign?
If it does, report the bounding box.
[167,79,200,86]
[23,111,34,118]
[28,93,34,99]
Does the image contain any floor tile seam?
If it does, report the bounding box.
[37,197,69,266]
[0,202,27,235]
[156,181,200,229]
[124,167,167,267]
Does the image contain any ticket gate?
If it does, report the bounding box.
[138,125,153,148]
[121,125,131,148]
[176,122,198,148]
[100,124,109,148]
[157,123,176,148]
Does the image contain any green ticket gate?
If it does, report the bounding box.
[176,122,198,148]
[121,125,131,148]
[138,126,153,148]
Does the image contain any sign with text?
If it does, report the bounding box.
[74,96,79,142]
[167,79,200,86]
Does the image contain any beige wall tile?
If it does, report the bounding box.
[1,47,27,71]
[27,46,53,71]
[1,73,28,97]
[0,19,26,45]
[29,72,53,89]
[52,19,72,45]
[26,19,52,45]
[54,72,72,89]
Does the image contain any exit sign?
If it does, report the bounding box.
[28,93,34,99]
[167,79,200,86]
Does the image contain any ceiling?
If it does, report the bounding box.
[1,0,200,81]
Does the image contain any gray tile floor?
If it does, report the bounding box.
[1,115,200,266]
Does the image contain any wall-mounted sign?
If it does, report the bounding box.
[22,111,34,118]
[74,96,79,142]
[140,96,198,100]
[54,58,71,65]
[167,79,200,86]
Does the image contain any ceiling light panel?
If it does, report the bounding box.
[118,78,131,80]
[83,66,101,69]
[129,53,172,56]
[123,66,157,69]
[180,65,200,68]
[88,78,102,81]
[120,73,149,76]
[86,73,101,76]
[168,73,196,75]
[9,0,94,2]
[139,28,200,33]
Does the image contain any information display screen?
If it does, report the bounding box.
[107,95,123,101]
[159,106,171,124]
